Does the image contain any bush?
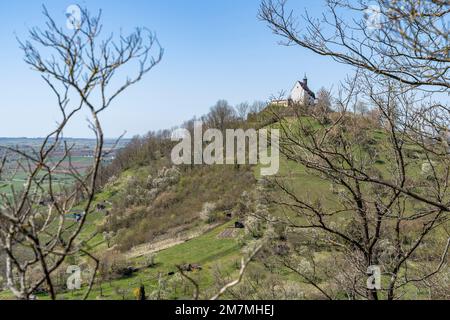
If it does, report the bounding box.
[145,253,157,268]
[199,202,217,224]
[245,215,265,239]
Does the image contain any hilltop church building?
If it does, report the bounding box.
[273,75,316,107]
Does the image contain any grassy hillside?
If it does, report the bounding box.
[54,222,243,300]
[1,113,448,300]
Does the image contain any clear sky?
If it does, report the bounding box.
[0,0,352,138]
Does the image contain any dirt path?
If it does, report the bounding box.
[125,222,222,259]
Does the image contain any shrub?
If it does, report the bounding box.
[199,202,217,223]
[245,215,265,239]
[145,253,157,268]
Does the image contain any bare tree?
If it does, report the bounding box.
[257,2,449,299]
[260,0,450,207]
[316,88,333,112]
[203,100,237,132]
[259,0,449,90]
[250,101,268,114]
[0,6,162,299]
[259,73,449,300]
[313,87,334,123]
[235,102,251,121]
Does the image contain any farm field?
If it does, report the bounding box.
[0,138,129,198]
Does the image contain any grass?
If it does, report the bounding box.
[97,136,444,299]
[54,221,244,300]
[0,221,243,300]
[1,116,448,300]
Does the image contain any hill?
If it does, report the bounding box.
[1,105,449,300]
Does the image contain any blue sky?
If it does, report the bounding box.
[0,0,352,138]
